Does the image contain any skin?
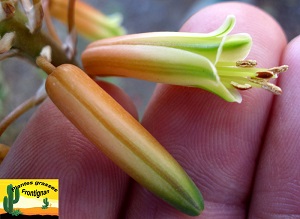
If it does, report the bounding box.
[1,2,300,218]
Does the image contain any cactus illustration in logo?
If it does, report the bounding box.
[42,197,49,209]
[3,184,21,215]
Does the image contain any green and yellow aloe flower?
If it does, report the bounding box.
[82,15,287,103]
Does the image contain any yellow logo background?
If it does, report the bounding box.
[0,179,59,216]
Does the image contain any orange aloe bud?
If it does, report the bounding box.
[36,57,204,216]
[48,0,125,40]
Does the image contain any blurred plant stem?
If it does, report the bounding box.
[0,9,76,66]
[0,7,77,145]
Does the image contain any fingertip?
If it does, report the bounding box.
[249,35,300,218]
[282,35,300,67]
[276,34,300,111]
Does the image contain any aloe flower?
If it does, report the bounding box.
[82,15,287,103]
[48,0,125,40]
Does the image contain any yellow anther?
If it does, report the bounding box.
[236,60,257,67]
[268,65,289,74]
[256,71,274,79]
[262,83,282,95]
[231,81,252,90]
[248,77,282,95]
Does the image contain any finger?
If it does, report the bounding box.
[0,81,138,218]
[125,2,287,218]
[249,36,300,217]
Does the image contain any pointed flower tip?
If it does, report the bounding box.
[213,14,236,37]
[82,15,288,103]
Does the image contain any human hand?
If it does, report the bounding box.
[1,2,299,218]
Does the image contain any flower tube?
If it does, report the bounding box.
[36,57,204,216]
[82,15,287,103]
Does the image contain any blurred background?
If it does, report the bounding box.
[0,0,299,145]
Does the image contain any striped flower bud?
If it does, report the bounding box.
[36,57,204,216]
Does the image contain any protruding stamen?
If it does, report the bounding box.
[256,71,274,79]
[262,83,282,95]
[231,81,252,90]
[268,65,289,74]
[248,77,282,95]
[236,60,257,67]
